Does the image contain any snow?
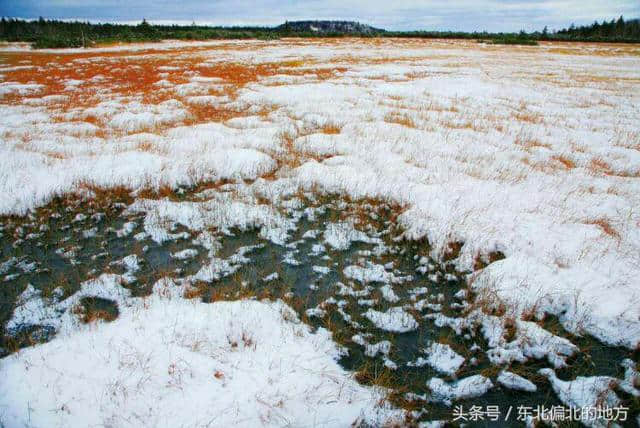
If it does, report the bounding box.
[118,254,141,273]
[81,226,98,238]
[620,359,640,397]
[363,307,419,333]
[409,342,465,376]
[171,248,199,260]
[497,370,537,392]
[0,292,401,427]
[305,306,327,318]
[538,369,623,428]
[413,299,441,312]
[312,265,331,275]
[7,274,132,335]
[323,221,381,250]
[263,272,279,282]
[186,95,231,106]
[125,194,293,245]
[190,257,239,282]
[343,262,394,284]
[0,81,43,97]
[379,284,400,303]
[336,282,371,298]
[427,375,494,406]
[539,368,619,408]
[352,335,392,358]
[418,421,447,428]
[481,314,579,368]
[425,309,579,368]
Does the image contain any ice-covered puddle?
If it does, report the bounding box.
[0,188,638,426]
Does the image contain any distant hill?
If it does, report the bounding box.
[276,20,383,35]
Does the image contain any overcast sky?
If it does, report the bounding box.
[1,0,638,32]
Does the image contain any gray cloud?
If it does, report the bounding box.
[1,0,638,31]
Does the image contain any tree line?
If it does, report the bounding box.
[1,17,638,49]
[554,16,639,41]
[0,18,279,48]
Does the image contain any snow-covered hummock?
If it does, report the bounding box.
[305,306,327,318]
[312,265,331,275]
[189,256,238,282]
[171,248,198,260]
[344,262,394,283]
[476,311,578,368]
[351,335,397,370]
[336,282,371,298]
[620,359,640,397]
[408,342,465,376]
[379,284,400,303]
[263,272,279,282]
[117,254,141,272]
[412,299,442,312]
[323,221,381,250]
[115,254,142,283]
[126,193,294,246]
[497,370,537,392]
[282,250,300,265]
[116,221,137,237]
[426,309,579,368]
[352,334,391,358]
[0,287,402,427]
[427,375,494,406]
[363,307,418,333]
[7,274,132,335]
[538,368,623,428]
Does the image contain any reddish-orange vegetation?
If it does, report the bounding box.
[551,155,576,169]
[384,111,416,128]
[586,218,620,239]
[318,122,342,134]
[589,157,613,175]
[512,111,543,124]
[514,134,551,151]
[0,41,350,136]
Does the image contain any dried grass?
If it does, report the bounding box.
[318,122,342,134]
[585,218,620,240]
[384,112,417,128]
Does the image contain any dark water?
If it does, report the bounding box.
[0,189,637,426]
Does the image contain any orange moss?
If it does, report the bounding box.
[552,155,576,169]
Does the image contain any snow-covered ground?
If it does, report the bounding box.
[1,39,639,425]
[0,277,398,427]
